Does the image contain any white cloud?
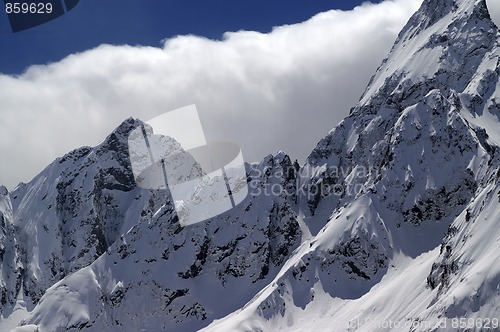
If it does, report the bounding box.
[0,0,431,189]
[487,0,500,28]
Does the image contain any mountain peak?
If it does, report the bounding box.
[400,0,493,40]
[93,117,146,162]
[106,117,144,142]
[418,0,490,24]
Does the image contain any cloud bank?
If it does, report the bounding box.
[2,0,496,189]
[487,0,500,28]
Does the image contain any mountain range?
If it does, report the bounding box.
[1,0,500,330]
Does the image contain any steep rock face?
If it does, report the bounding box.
[0,187,22,310]
[358,0,498,111]
[9,118,186,304]
[16,153,302,331]
[304,0,498,219]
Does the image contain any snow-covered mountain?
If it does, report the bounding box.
[0,120,304,331]
[1,0,500,331]
[202,0,500,330]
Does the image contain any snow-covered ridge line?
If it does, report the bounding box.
[2,0,500,331]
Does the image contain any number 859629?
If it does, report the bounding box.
[5,2,53,14]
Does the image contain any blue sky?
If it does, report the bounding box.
[0,0,380,74]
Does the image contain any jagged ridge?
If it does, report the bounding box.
[2,0,500,331]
